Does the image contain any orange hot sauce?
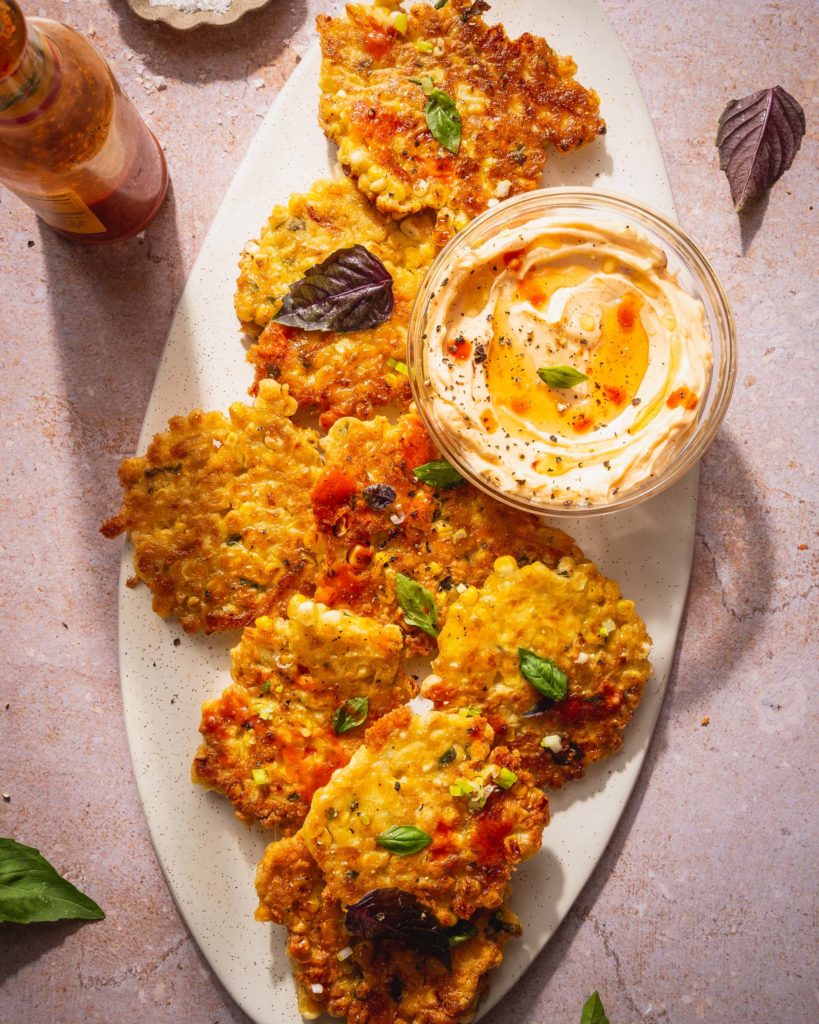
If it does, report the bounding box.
[0,0,168,243]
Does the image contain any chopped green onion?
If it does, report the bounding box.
[495,767,517,789]
[599,617,616,638]
[415,39,434,52]
[257,706,274,721]
[449,778,476,797]
[408,74,435,96]
[458,705,481,718]
[252,768,269,785]
[387,356,409,375]
[468,785,491,810]
[540,733,563,753]
[390,10,408,33]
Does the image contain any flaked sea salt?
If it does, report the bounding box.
[149,0,232,13]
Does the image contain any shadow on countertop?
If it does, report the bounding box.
[36,180,184,618]
[0,919,89,987]
[110,0,310,84]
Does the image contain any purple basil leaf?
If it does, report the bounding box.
[344,887,452,969]
[272,244,394,332]
[716,86,806,212]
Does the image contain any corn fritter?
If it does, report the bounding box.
[311,410,587,655]
[101,381,322,633]
[301,707,549,926]
[424,558,652,787]
[193,594,414,833]
[318,0,605,243]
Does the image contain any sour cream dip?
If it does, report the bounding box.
[419,217,713,507]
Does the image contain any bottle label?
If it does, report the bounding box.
[11,186,106,234]
[0,34,61,126]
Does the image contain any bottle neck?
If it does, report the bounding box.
[0,17,61,126]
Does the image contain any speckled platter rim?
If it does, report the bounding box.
[127,0,272,31]
[115,2,697,1022]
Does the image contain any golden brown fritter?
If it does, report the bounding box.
[101,381,322,633]
[256,834,360,1019]
[192,595,415,833]
[348,904,520,1024]
[423,558,652,788]
[256,833,521,1024]
[236,177,435,333]
[317,0,605,243]
[238,177,436,428]
[310,410,587,655]
[301,707,549,926]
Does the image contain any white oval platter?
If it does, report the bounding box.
[116,2,696,1022]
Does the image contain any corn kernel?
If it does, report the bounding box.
[493,555,517,574]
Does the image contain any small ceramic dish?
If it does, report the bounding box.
[127,0,271,31]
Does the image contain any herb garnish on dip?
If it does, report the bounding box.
[421,219,713,507]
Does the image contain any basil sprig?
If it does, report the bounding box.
[332,696,369,735]
[413,459,464,488]
[518,648,568,701]
[410,79,461,154]
[538,366,590,389]
[376,825,432,855]
[395,574,439,637]
[0,838,105,924]
[580,991,609,1024]
[273,244,394,332]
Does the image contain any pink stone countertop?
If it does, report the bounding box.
[0,1,816,1022]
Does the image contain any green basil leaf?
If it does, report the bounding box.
[376,825,432,855]
[580,991,609,1024]
[537,366,590,389]
[518,648,569,701]
[413,459,465,489]
[446,919,477,946]
[395,574,439,637]
[437,746,457,766]
[332,696,369,735]
[425,89,461,154]
[0,838,105,923]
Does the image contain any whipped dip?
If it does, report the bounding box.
[421,218,713,507]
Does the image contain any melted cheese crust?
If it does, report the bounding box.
[424,558,652,787]
[193,595,413,833]
[237,176,437,428]
[256,833,521,1024]
[301,707,549,926]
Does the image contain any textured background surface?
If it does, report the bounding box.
[0,1,816,1022]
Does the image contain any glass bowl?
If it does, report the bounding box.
[407,187,736,517]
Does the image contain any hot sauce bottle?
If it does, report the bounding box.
[0,0,168,243]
